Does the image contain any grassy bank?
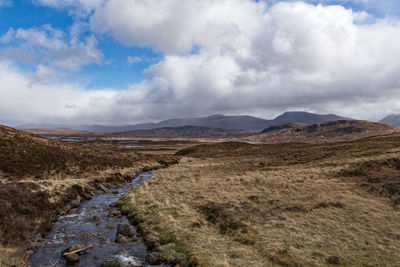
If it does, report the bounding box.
[119,134,400,266]
[0,125,177,266]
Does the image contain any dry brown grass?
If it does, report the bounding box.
[0,125,159,179]
[119,134,400,266]
[0,246,26,267]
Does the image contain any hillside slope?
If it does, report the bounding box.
[244,120,399,143]
[0,125,148,178]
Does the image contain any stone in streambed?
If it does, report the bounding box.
[60,204,72,215]
[115,234,129,244]
[96,184,108,192]
[62,245,81,265]
[70,196,81,208]
[108,210,120,217]
[115,234,138,244]
[64,253,79,265]
[116,224,135,237]
[115,223,138,243]
[83,193,92,200]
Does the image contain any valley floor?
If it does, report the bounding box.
[119,135,400,266]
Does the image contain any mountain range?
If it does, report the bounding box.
[19,111,350,132]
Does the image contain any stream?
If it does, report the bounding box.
[30,170,164,267]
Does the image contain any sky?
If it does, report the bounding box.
[1,0,400,126]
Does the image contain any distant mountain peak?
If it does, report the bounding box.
[379,114,400,128]
[384,113,399,119]
[272,111,347,125]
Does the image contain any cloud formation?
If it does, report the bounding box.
[0,61,118,124]
[127,56,142,65]
[2,0,400,124]
[0,24,103,71]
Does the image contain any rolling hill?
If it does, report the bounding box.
[0,125,149,178]
[243,120,399,143]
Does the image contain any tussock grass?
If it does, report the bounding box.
[0,246,26,267]
[120,135,400,266]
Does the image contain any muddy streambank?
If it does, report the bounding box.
[30,170,169,267]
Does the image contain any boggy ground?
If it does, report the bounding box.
[0,125,178,266]
[119,134,400,266]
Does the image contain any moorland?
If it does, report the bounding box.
[2,116,400,266]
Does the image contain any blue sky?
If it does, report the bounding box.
[1,0,400,125]
[0,0,160,89]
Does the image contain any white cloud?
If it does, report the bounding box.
[90,0,267,54]
[3,0,400,124]
[0,28,14,43]
[0,24,103,71]
[33,64,57,82]
[127,56,142,65]
[14,26,66,49]
[0,62,119,124]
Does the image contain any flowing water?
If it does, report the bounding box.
[30,170,164,267]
